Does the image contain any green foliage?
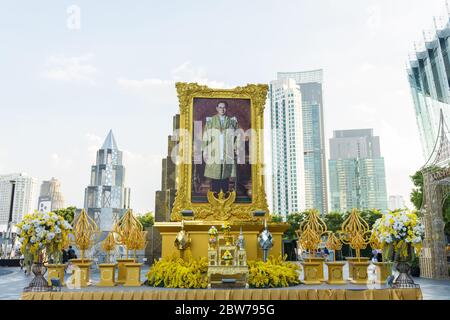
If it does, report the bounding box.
[410,171,423,210]
[410,169,450,237]
[284,212,307,240]
[270,215,283,223]
[146,256,208,289]
[324,212,344,232]
[360,209,383,229]
[248,256,300,288]
[137,212,155,229]
[444,197,450,237]
[53,206,77,224]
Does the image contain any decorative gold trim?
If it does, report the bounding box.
[170,82,270,222]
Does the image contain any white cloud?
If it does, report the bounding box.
[42,54,98,85]
[116,61,231,104]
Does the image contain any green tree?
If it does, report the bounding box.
[410,170,424,210]
[324,212,344,233]
[360,209,383,229]
[270,215,283,223]
[284,212,307,240]
[54,206,77,224]
[137,212,155,229]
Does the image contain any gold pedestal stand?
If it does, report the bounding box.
[116,258,135,284]
[308,257,325,281]
[374,262,392,284]
[301,262,322,285]
[45,264,66,286]
[98,263,117,287]
[123,262,143,287]
[349,261,370,284]
[346,257,370,280]
[69,260,93,287]
[325,262,346,285]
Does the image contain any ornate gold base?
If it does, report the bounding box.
[325,262,346,285]
[45,264,66,286]
[116,259,136,284]
[307,257,325,282]
[69,261,92,288]
[301,262,322,285]
[345,257,370,280]
[98,264,117,287]
[123,263,143,287]
[374,262,392,284]
[349,261,370,284]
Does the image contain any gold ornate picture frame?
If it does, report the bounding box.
[170,82,270,222]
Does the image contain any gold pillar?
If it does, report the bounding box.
[98,264,117,287]
[374,262,392,284]
[45,264,66,286]
[124,263,143,287]
[325,262,346,285]
[116,258,135,284]
[69,261,92,288]
[349,261,370,284]
[301,262,322,285]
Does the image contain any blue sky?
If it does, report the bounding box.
[0,0,446,213]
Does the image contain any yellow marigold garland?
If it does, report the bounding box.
[146,256,208,289]
[248,255,300,288]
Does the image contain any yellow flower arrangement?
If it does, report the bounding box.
[248,256,300,288]
[16,211,72,263]
[146,256,208,289]
[371,210,425,260]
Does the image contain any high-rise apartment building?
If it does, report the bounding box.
[328,129,388,212]
[270,78,306,218]
[407,17,450,160]
[84,130,131,231]
[389,195,406,211]
[37,178,65,213]
[277,70,328,215]
[0,173,38,225]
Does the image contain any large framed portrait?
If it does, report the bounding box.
[170,83,270,222]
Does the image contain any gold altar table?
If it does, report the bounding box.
[21,288,422,300]
[155,221,288,261]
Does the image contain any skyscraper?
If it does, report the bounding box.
[270,78,306,218]
[328,129,388,213]
[84,130,130,231]
[407,16,450,160]
[0,173,38,225]
[37,178,65,213]
[277,70,328,215]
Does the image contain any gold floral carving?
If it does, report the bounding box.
[170,82,270,222]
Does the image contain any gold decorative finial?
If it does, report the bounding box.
[295,209,327,262]
[101,232,116,263]
[113,209,144,258]
[326,233,342,262]
[339,209,371,261]
[72,209,99,262]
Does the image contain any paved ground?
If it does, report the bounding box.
[1,264,449,300]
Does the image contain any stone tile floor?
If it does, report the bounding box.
[1,264,449,300]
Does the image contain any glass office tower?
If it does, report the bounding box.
[277,70,328,215]
[407,17,450,160]
[328,129,388,213]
